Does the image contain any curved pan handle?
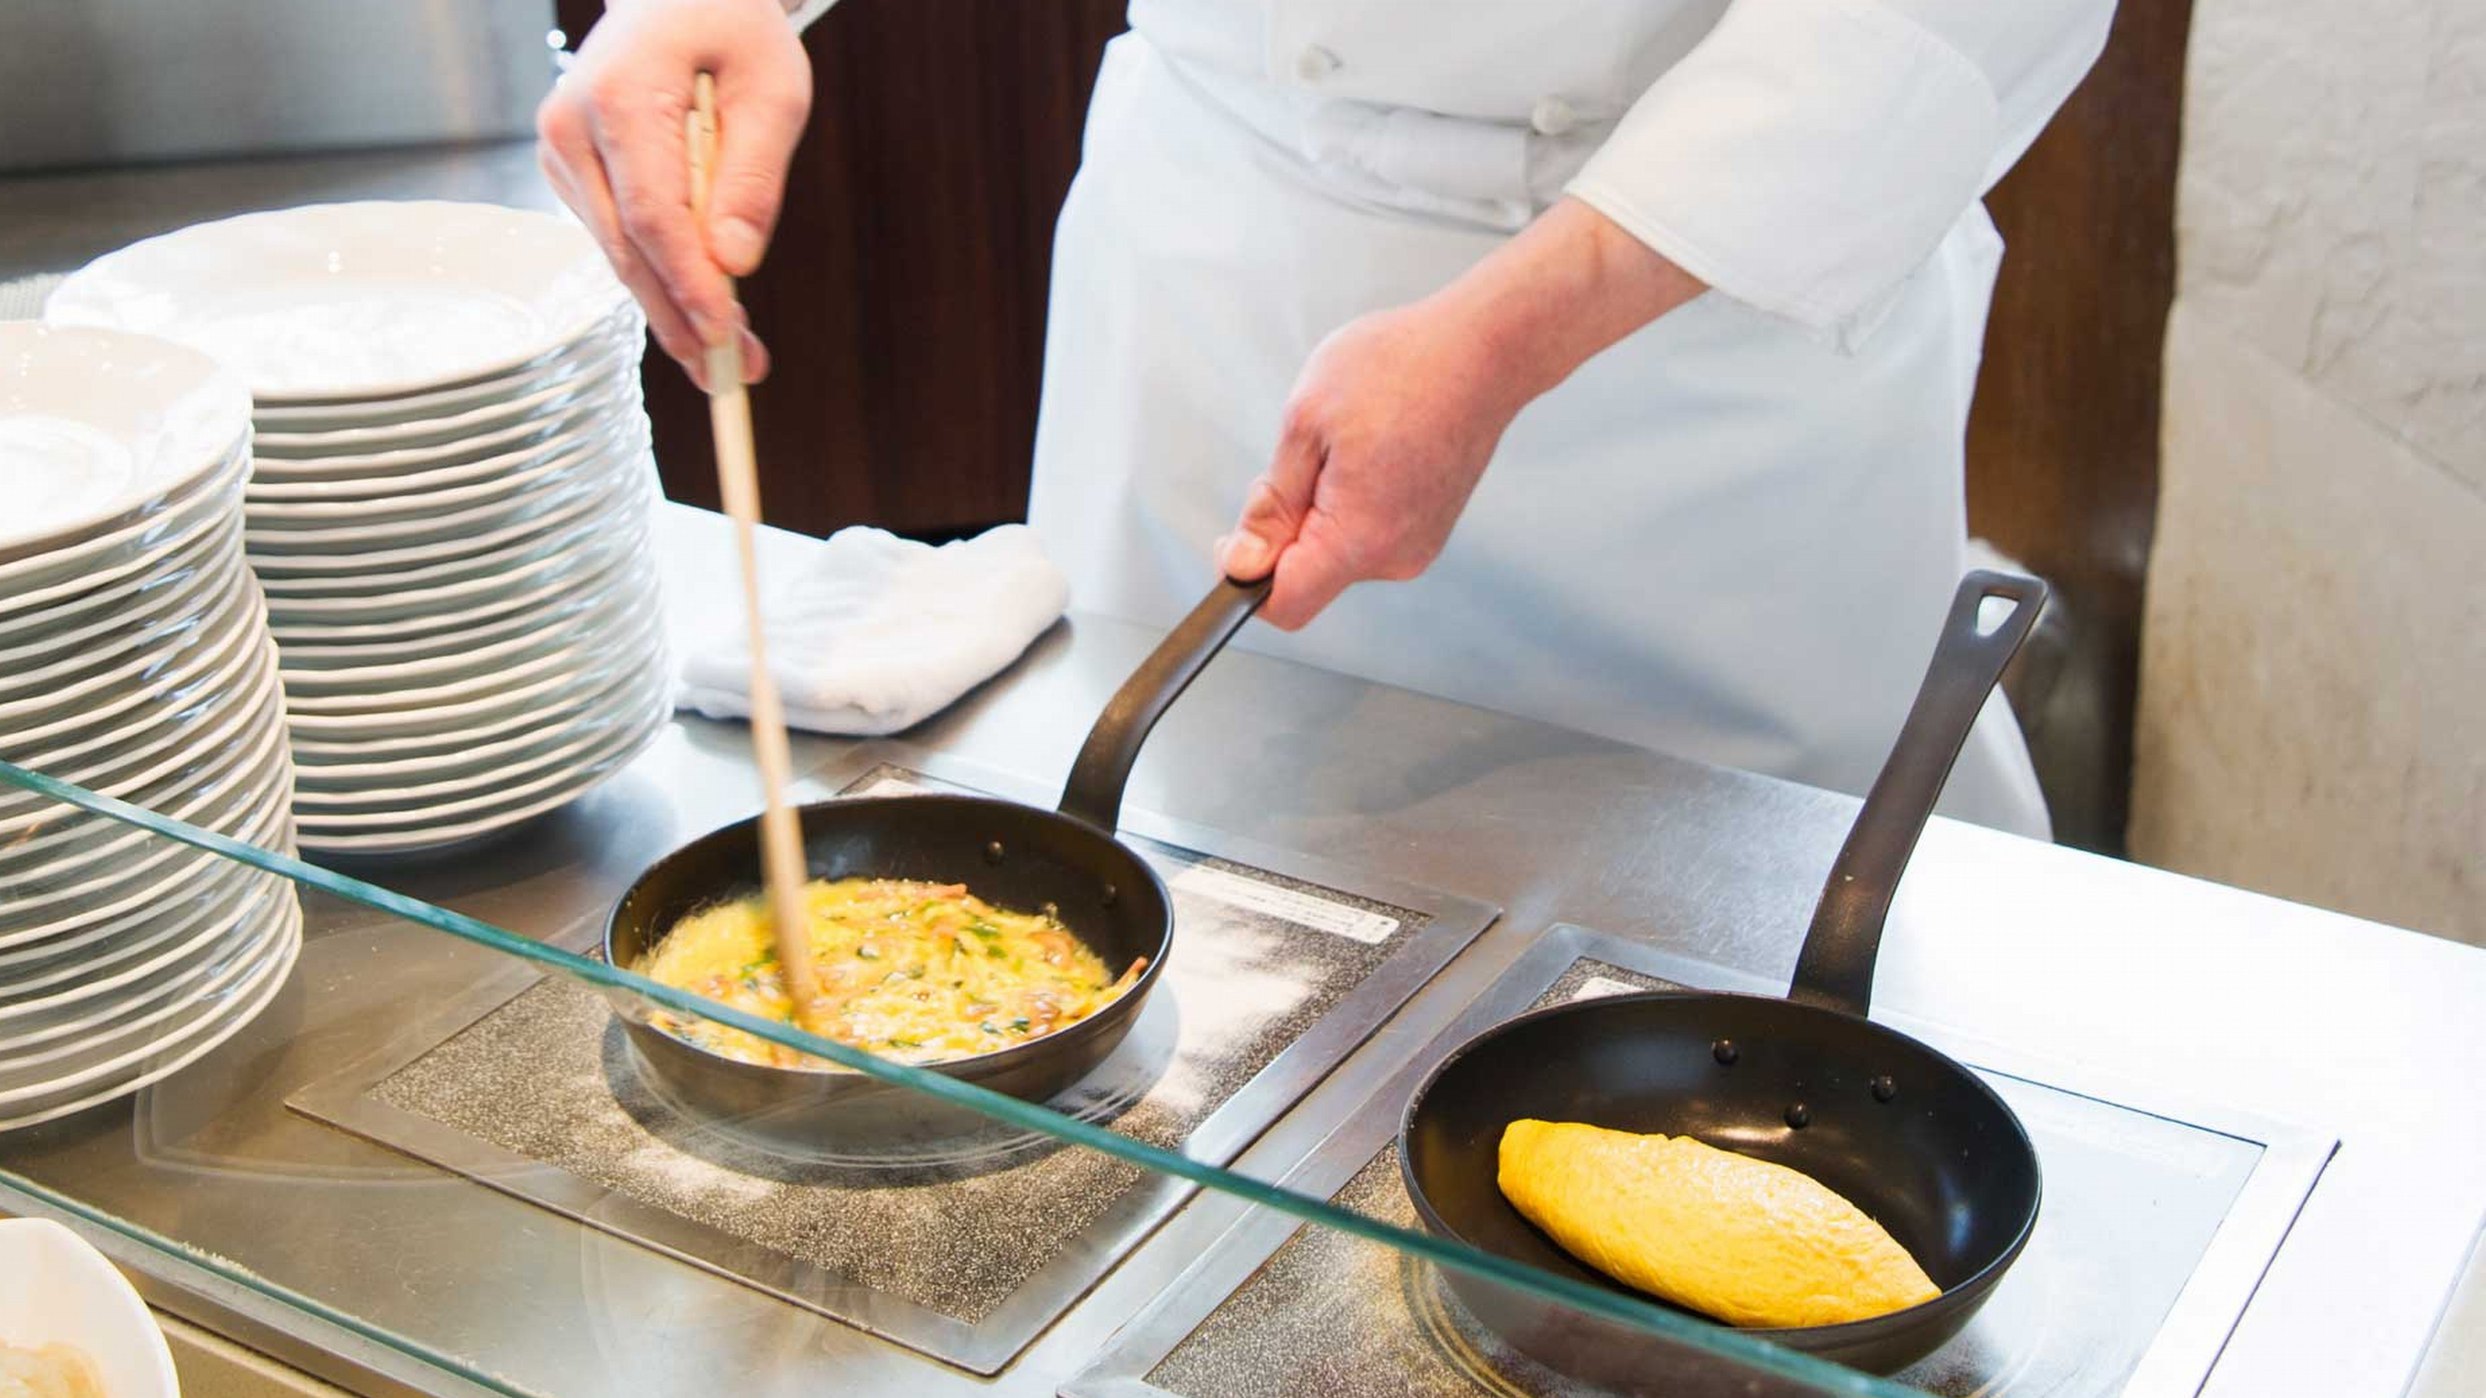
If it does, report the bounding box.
[1056,575,1272,833]
[1788,570,2047,1017]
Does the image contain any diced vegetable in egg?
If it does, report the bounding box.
[636,877,1144,1069]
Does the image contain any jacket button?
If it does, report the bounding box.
[1531,95,1579,136]
[1294,45,1342,83]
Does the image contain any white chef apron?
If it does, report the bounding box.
[1027,33,2050,839]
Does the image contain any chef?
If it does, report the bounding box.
[538,0,2115,839]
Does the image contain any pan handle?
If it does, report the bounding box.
[1788,570,2047,1017]
[1056,576,1272,833]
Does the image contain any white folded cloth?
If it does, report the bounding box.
[678,523,1069,736]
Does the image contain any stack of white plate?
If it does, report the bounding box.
[47,202,675,855]
[0,323,303,1132]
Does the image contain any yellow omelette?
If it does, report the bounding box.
[637,877,1142,1068]
[1497,1119,1939,1329]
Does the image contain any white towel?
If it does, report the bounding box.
[677,523,1069,736]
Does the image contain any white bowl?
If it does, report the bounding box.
[0,322,251,562]
[0,1218,177,1397]
[46,201,632,402]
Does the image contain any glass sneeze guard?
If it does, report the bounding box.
[0,756,1931,1398]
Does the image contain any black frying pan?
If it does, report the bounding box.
[1400,571,2048,1380]
[605,577,1267,1153]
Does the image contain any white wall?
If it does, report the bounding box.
[2132,0,2485,942]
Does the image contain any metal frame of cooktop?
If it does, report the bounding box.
[288,747,1501,1375]
[1067,924,2338,1398]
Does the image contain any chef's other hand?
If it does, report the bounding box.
[537,0,810,387]
[1217,198,1707,631]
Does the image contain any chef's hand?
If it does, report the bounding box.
[1218,198,1706,630]
[537,0,811,386]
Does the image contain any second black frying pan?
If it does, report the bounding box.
[605,577,1266,1153]
[1401,571,2049,1380]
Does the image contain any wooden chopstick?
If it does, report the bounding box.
[686,72,825,1037]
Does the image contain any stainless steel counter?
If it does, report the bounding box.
[4,503,2481,1397]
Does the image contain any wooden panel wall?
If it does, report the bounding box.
[1969,1,2193,853]
[552,0,1129,540]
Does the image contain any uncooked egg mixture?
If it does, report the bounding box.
[637,877,1141,1067]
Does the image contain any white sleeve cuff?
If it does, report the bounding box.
[782,0,837,34]
[1566,0,2001,336]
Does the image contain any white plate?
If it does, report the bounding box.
[281,567,658,693]
[0,723,292,935]
[0,1218,178,1397]
[0,627,279,823]
[0,323,250,561]
[253,473,651,603]
[0,681,289,888]
[1,612,272,800]
[0,892,289,1081]
[282,597,664,732]
[0,449,245,619]
[0,829,286,982]
[270,546,647,668]
[246,304,645,429]
[245,412,646,514]
[0,556,260,728]
[293,675,668,807]
[293,661,666,785]
[256,501,650,620]
[46,201,631,402]
[0,865,283,1019]
[248,369,639,473]
[0,896,287,1060]
[296,694,668,852]
[0,503,240,668]
[0,539,249,703]
[245,446,640,570]
[0,638,283,840]
[288,646,661,762]
[265,525,652,644]
[0,902,299,1130]
[249,336,638,454]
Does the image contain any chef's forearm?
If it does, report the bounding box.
[1430,197,1707,406]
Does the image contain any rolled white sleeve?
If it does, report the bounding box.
[1567,0,2114,337]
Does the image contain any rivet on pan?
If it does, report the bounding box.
[1711,1039,1739,1066]
[1100,883,1119,907]
[1784,1103,1812,1129]
[1871,1075,1898,1102]
[983,841,1005,864]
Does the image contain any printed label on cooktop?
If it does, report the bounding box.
[1171,864,1401,945]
